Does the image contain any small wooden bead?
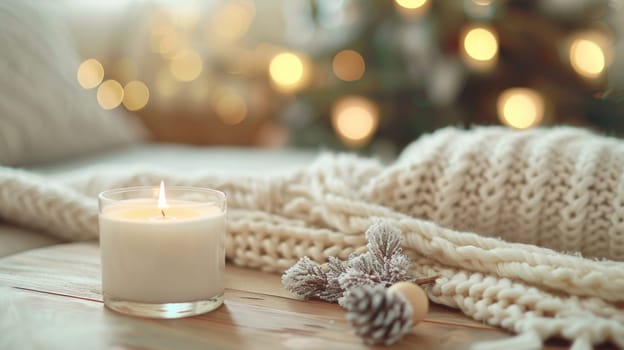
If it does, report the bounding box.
[388,282,429,325]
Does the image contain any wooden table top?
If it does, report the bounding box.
[0,242,569,349]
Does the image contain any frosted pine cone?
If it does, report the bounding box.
[343,284,413,345]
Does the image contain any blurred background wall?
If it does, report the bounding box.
[63,0,624,157]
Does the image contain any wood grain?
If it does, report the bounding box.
[0,242,569,349]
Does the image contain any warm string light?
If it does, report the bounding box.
[395,0,427,9]
[150,10,183,61]
[145,3,258,114]
[569,32,610,79]
[269,52,307,92]
[394,0,429,16]
[77,4,568,141]
[497,88,545,130]
[214,92,247,125]
[123,81,150,111]
[255,122,289,147]
[210,0,255,42]
[461,25,498,71]
[464,27,498,60]
[332,50,366,82]
[97,80,124,110]
[78,58,150,112]
[331,96,379,147]
[571,39,604,76]
[77,58,104,89]
[147,5,212,108]
[170,50,203,82]
[158,31,187,58]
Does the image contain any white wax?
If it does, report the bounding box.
[99,199,225,304]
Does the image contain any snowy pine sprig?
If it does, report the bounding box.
[280,256,328,299]
[322,256,347,302]
[281,221,415,303]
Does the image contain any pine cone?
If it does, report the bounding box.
[343,284,413,345]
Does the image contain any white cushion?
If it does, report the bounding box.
[0,1,145,166]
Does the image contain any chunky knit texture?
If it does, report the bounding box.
[0,126,623,349]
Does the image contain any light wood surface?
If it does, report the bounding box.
[0,242,569,349]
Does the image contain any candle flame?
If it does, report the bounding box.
[158,181,168,215]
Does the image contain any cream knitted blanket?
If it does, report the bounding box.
[1,126,623,349]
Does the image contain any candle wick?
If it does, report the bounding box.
[161,209,166,218]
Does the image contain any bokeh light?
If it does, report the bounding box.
[331,96,379,147]
[394,0,429,16]
[159,32,189,59]
[77,58,104,89]
[211,1,255,42]
[463,26,498,62]
[159,32,180,54]
[569,34,608,79]
[215,93,247,125]
[170,50,203,82]
[122,81,150,111]
[255,122,289,148]
[497,88,544,129]
[269,52,306,91]
[97,80,124,110]
[395,0,427,10]
[332,50,366,82]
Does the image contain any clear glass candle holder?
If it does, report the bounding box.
[98,185,226,319]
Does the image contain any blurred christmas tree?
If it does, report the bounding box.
[76,0,624,155]
[274,0,624,154]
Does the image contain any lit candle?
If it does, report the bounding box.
[98,182,226,318]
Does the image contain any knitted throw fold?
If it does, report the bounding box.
[0,126,623,349]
